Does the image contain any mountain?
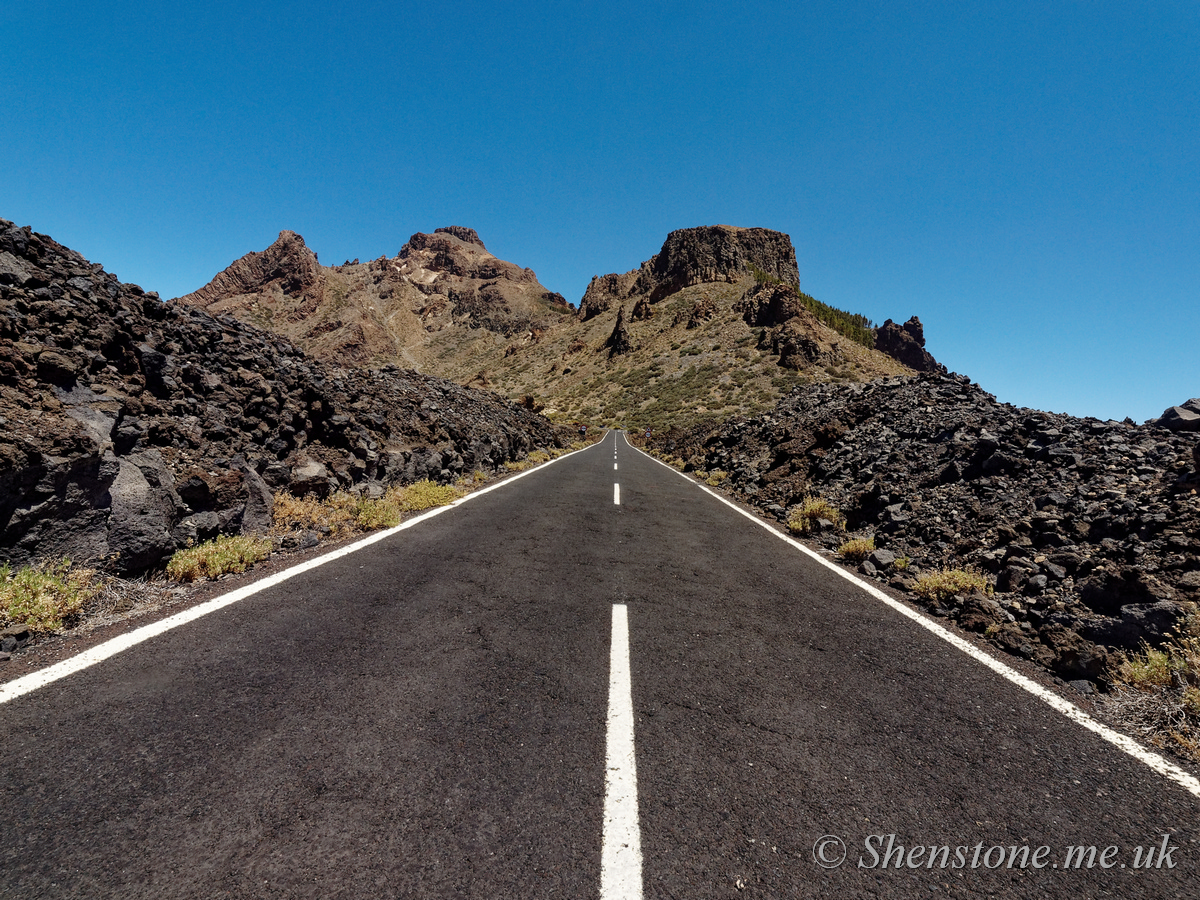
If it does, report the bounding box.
[175,227,574,370]
[176,225,933,431]
[0,218,564,575]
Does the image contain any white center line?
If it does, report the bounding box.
[614,483,620,505]
[614,462,618,470]
[601,603,643,899]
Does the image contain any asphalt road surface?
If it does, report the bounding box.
[2,431,1198,898]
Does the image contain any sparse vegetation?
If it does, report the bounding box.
[1106,614,1200,762]
[0,559,102,631]
[911,567,992,602]
[704,470,728,486]
[838,536,876,562]
[273,480,461,539]
[787,495,846,534]
[166,535,273,583]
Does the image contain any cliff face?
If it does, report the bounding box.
[579,225,800,320]
[0,218,565,575]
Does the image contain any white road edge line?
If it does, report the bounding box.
[0,436,608,706]
[614,483,621,505]
[601,602,644,900]
[625,433,1200,800]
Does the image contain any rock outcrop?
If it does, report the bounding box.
[874,316,943,373]
[1150,398,1200,432]
[175,226,573,367]
[649,374,1200,682]
[605,306,634,357]
[0,218,566,575]
[579,225,800,320]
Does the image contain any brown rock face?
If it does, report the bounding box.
[874,316,943,373]
[578,225,800,319]
[174,227,573,368]
[636,225,800,302]
[177,230,321,308]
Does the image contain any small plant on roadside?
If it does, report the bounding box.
[166,535,273,583]
[838,537,875,562]
[894,556,911,571]
[1105,615,1200,762]
[0,558,101,632]
[786,495,846,534]
[386,479,461,512]
[911,567,992,603]
[705,470,728,486]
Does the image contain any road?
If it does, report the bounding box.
[2,431,1198,898]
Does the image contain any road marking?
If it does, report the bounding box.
[601,603,643,900]
[614,483,621,505]
[0,439,606,706]
[627,434,1200,801]
[614,463,618,470]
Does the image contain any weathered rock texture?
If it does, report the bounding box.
[175,227,573,368]
[649,374,1200,682]
[873,316,943,373]
[579,225,800,320]
[0,218,565,574]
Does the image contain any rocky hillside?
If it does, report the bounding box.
[176,225,936,431]
[646,374,1200,683]
[175,226,574,370]
[0,218,565,575]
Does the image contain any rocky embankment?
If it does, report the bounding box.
[0,218,565,575]
[649,373,1200,685]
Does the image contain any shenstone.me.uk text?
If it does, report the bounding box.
[812,834,1178,871]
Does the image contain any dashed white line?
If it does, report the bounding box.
[614,483,621,505]
[626,434,1200,801]
[601,602,643,899]
[614,463,618,470]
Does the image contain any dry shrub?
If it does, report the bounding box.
[787,495,846,534]
[838,537,876,562]
[1105,614,1200,762]
[911,567,992,603]
[166,535,273,583]
[0,559,101,632]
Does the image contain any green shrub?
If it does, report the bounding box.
[166,535,273,583]
[786,495,845,534]
[0,559,101,631]
[704,470,728,486]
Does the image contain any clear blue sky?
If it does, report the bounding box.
[4,1,1197,423]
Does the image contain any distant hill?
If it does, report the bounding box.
[174,225,936,431]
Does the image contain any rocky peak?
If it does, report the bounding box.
[177,230,320,307]
[874,316,943,373]
[397,229,535,284]
[639,225,800,301]
[579,225,800,319]
[434,226,486,249]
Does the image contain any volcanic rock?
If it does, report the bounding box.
[874,316,943,373]
[647,371,1200,681]
[0,217,567,575]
